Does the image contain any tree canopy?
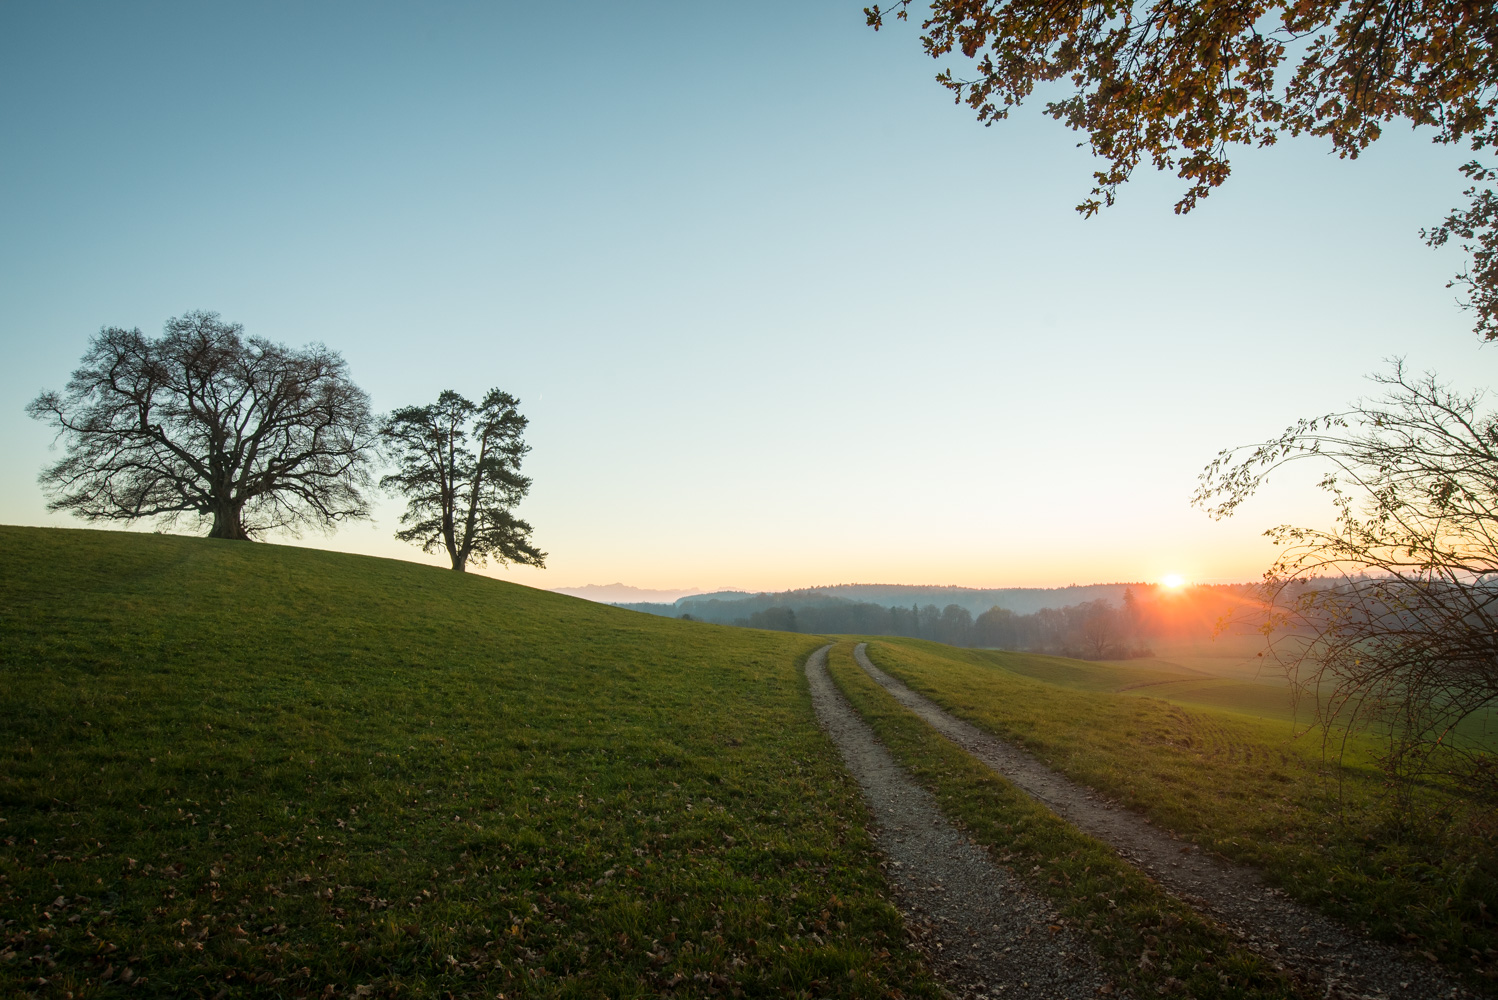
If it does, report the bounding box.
[867,0,1498,336]
[380,389,545,573]
[28,312,376,540]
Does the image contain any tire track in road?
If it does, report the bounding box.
[851,642,1470,1000]
[804,644,1109,1000]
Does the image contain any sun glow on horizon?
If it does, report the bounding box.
[1162,573,1186,589]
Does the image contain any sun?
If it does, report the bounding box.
[1161,574,1185,589]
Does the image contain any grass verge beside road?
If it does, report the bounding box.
[861,638,1498,988]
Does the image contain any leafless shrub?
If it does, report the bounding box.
[1196,361,1498,805]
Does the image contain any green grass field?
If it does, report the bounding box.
[859,638,1498,987]
[1106,636,1496,744]
[0,526,943,999]
[1107,635,1283,680]
[992,647,1304,725]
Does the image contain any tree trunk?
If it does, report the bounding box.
[208,503,249,540]
[445,532,467,571]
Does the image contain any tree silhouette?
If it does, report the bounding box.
[28,311,375,540]
[380,389,545,572]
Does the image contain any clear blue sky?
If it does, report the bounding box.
[2,1,1492,591]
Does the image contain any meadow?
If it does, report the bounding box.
[1109,637,1498,746]
[1014,638,1310,726]
[856,638,1498,986]
[0,526,942,999]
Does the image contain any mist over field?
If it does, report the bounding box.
[607,581,1145,617]
[551,583,710,604]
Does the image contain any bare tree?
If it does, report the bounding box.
[380,389,545,572]
[1071,600,1121,660]
[1195,362,1498,800]
[27,311,375,540]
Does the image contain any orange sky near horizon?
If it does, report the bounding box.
[264,488,1296,594]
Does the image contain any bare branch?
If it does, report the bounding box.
[1196,361,1498,802]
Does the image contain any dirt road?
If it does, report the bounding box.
[805,644,1109,999]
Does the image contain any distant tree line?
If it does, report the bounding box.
[620,583,1266,657]
[750,582,1139,618]
[735,594,1155,659]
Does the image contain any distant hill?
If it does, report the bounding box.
[806,583,1139,617]
[552,582,743,604]
[618,582,1145,620]
[614,581,1264,653]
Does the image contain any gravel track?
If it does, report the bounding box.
[805,645,1110,999]
[851,642,1472,1000]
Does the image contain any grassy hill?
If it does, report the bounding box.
[0,527,940,999]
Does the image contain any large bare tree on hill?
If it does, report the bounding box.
[27,311,376,540]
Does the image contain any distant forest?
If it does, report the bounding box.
[617,584,1261,660]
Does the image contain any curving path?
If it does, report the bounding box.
[851,642,1471,1000]
[804,645,1109,999]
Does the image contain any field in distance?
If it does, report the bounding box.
[1059,634,1495,740]
[968,635,1308,725]
[0,526,942,999]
